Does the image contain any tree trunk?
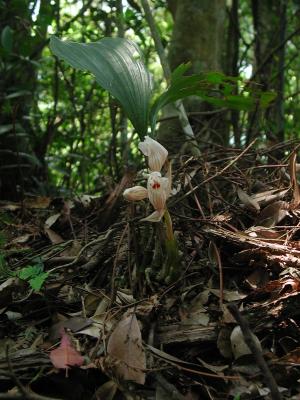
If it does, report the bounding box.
[247,0,286,146]
[226,0,240,146]
[157,0,226,153]
[0,0,53,200]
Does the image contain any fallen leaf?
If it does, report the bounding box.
[107,312,146,384]
[230,326,262,360]
[237,187,260,212]
[255,201,289,227]
[49,329,84,371]
[196,356,228,374]
[180,311,209,327]
[60,240,82,257]
[209,289,246,302]
[11,234,31,244]
[94,380,118,400]
[146,344,196,366]
[217,327,233,358]
[45,213,61,229]
[277,347,300,365]
[23,196,51,209]
[245,226,285,242]
[49,317,93,341]
[44,227,64,244]
[251,188,289,207]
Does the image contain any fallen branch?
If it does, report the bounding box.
[228,304,282,400]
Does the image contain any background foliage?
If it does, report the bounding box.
[0,0,299,200]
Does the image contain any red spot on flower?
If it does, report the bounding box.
[152,181,160,189]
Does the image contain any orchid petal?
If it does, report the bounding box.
[147,172,170,211]
[123,186,148,201]
[141,209,165,222]
[139,136,168,172]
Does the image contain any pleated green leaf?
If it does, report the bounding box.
[50,36,153,137]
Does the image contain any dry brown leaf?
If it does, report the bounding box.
[289,151,300,207]
[23,196,51,209]
[245,226,286,242]
[245,268,270,289]
[255,201,289,227]
[217,327,233,358]
[251,188,289,207]
[196,356,228,374]
[11,234,31,244]
[45,213,61,229]
[230,326,262,360]
[107,312,146,384]
[60,240,82,257]
[209,289,246,302]
[277,347,300,365]
[94,380,118,400]
[180,310,209,327]
[49,317,93,341]
[146,344,197,366]
[237,187,260,212]
[44,227,64,244]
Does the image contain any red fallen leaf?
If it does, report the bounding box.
[49,329,84,371]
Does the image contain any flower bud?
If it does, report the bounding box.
[139,136,168,172]
[123,186,148,201]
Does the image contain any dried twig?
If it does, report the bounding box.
[5,346,63,400]
[171,139,257,206]
[228,304,282,400]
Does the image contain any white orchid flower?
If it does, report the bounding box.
[143,172,170,222]
[138,136,168,172]
[123,172,170,222]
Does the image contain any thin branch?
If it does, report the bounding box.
[5,346,63,400]
[251,26,300,82]
[228,304,282,400]
[30,0,94,59]
[171,138,257,206]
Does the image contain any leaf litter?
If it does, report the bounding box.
[2,143,300,398]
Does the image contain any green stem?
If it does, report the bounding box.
[164,209,174,241]
[161,208,181,283]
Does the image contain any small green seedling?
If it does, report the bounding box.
[17,258,49,292]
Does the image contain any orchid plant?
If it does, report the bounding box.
[123,136,180,283]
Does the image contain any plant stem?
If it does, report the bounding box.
[164,209,174,242]
[161,209,181,283]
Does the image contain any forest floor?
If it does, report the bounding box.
[1,140,300,400]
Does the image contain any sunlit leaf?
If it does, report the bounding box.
[5,90,32,99]
[29,272,49,291]
[50,36,153,137]
[260,91,277,108]
[1,26,13,52]
[18,264,43,280]
[17,258,49,291]
[150,64,277,133]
